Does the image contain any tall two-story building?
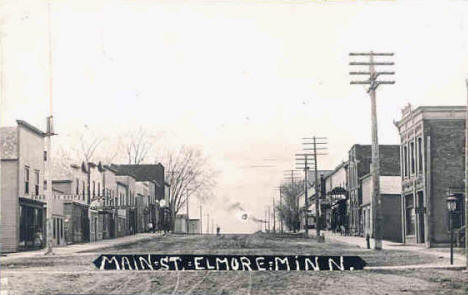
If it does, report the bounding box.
[1,120,48,252]
[395,105,466,247]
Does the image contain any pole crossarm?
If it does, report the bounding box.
[350,71,395,75]
[301,144,328,148]
[351,81,395,85]
[349,52,394,56]
[349,62,394,66]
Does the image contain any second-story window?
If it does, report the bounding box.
[25,166,30,194]
[98,183,101,197]
[410,142,415,175]
[418,137,423,173]
[93,181,96,197]
[43,151,47,161]
[76,179,79,195]
[82,182,85,200]
[34,170,39,196]
[403,145,408,177]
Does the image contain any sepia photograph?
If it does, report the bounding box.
[1,0,468,294]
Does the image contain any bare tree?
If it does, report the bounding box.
[50,125,104,175]
[79,131,103,164]
[122,126,158,164]
[276,180,304,233]
[160,145,217,230]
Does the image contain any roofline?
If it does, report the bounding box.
[16,120,46,137]
[116,181,128,187]
[103,164,118,173]
[324,161,349,179]
[395,105,467,127]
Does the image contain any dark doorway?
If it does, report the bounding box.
[417,191,425,243]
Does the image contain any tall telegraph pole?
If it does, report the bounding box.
[302,137,327,239]
[295,153,313,236]
[273,197,276,233]
[349,51,395,250]
[200,203,202,234]
[465,78,468,269]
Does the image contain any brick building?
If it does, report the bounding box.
[395,105,466,247]
[1,120,48,252]
[347,144,401,235]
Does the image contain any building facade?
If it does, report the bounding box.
[361,174,402,242]
[347,144,400,236]
[323,162,348,232]
[52,163,90,244]
[395,105,466,247]
[1,120,48,252]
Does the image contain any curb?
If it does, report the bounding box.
[76,235,158,253]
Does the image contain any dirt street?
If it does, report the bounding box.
[1,233,467,294]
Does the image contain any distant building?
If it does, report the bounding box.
[0,120,48,252]
[112,164,164,232]
[174,214,188,233]
[395,105,466,247]
[323,162,348,232]
[188,219,201,234]
[52,163,90,244]
[347,144,400,236]
[297,170,331,230]
[360,174,402,242]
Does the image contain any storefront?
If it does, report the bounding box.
[100,209,115,239]
[115,209,127,237]
[63,201,89,244]
[19,198,47,250]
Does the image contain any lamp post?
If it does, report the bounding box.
[446,194,457,265]
[160,199,167,234]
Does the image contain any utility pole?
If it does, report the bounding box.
[279,187,283,233]
[266,207,269,232]
[465,78,468,269]
[301,137,328,239]
[350,51,395,250]
[295,153,313,236]
[44,0,57,256]
[273,197,276,233]
[206,213,210,234]
[200,203,202,234]
[186,188,189,234]
[273,187,283,233]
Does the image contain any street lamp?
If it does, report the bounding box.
[446,194,457,265]
[160,199,167,234]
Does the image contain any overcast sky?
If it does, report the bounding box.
[1,0,468,233]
